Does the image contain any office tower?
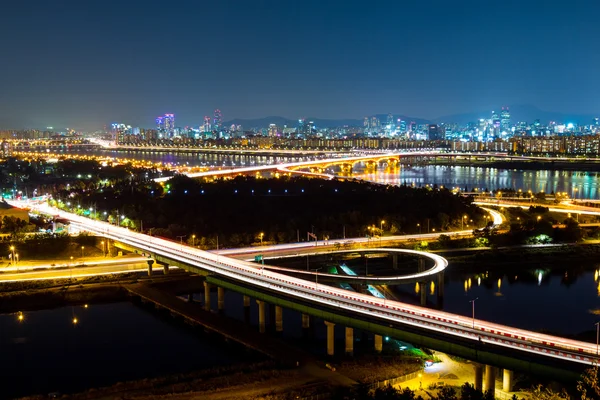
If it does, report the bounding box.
[428,124,445,140]
[298,118,306,135]
[213,109,222,132]
[203,116,211,133]
[268,124,278,137]
[164,114,175,137]
[500,107,511,133]
[156,116,164,132]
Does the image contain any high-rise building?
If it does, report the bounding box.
[500,107,511,133]
[428,124,444,140]
[268,124,278,137]
[156,117,164,132]
[203,116,211,133]
[213,109,222,132]
[298,118,305,136]
[164,114,175,137]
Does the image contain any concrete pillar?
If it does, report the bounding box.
[217,287,225,312]
[275,305,283,332]
[392,254,398,270]
[345,327,354,356]
[302,313,310,329]
[437,271,445,297]
[243,295,250,324]
[484,365,495,393]
[473,364,483,391]
[503,369,514,392]
[203,282,211,312]
[146,260,153,276]
[374,334,383,353]
[325,321,335,356]
[163,264,169,275]
[420,282,427,306]
[187,293,194,303]
[418,258,425,272]
[257,300,266,333]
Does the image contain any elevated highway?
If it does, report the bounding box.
[16,201,598,381]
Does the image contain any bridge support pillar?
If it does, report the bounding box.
[275,306,283,332]
[243,295,250,323]
[374,334,383,353]
[503,369,514,392]
[418,258,425,272]
[345,327,354,356]
[301,313,310,329]
[217,287,225,313]
[163,264,169,275]
[324,321,335,356]
[146,260,153,277]
[257,300,266,333]
[187,293,194,303]
[473,364,483,391]
[437,271,444,297]
[203,282,212,312]
[392,254,398,270]
[484,365,495,393]
[420,282,427,306]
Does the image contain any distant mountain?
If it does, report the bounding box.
[434,105,598,125]
[224,114,430,129]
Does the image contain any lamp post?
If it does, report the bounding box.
[9,246,15,266]
[417,223,421,234]
[81,246,85,259]
[469,298,478,329]
[259,232,264,245]
[311,268,322,290]
[595,322,600,355]
[100,241,105,257]
[380,220,385,233]
[192,234,196,247]
[462,215,467,230]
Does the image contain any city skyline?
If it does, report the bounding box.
[2,1,600,130]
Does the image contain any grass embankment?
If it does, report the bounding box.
[17,361,326,400]
[335,354,423,384]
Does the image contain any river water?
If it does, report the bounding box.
[0,302,247,399]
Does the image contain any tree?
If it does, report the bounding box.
[577,365,600,400]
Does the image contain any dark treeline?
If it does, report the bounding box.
[58,176,484,248]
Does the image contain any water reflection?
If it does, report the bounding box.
[441,264,599,334]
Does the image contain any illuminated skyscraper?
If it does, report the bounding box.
[156,116,164,132]
[500,107,511,133]
[203,116,211,133]
[213,109,222,132]
[164,114,175,137]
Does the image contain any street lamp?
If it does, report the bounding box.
[192,234,196,247]
[259,232,264,245]
[380,220,385,232]
[417,223,421,234]
[469,297,478,329]
[595,322,600,355]
[9,246,15,266]
[311,268,322,290]
[100,241,105,257]
[81,246,85,259]
[462,215,467,230]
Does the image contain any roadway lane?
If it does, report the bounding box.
[0,260,152,283]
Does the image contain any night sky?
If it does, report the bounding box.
[1,0,599,130]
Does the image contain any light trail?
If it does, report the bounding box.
[16,201,599,367]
